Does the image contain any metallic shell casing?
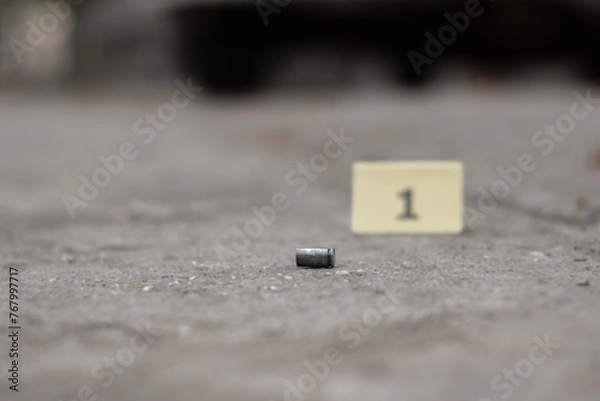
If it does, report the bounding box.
[296,247,335,268]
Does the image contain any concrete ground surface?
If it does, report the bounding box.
[1,84,600,401]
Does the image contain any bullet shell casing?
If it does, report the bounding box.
[296,247,335,268]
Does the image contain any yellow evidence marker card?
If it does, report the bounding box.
[352,161,464,234]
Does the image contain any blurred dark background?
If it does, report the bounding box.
[1,0,599,93]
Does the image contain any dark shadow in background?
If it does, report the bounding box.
[171,0,600,93]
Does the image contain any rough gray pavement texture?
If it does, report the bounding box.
[1,86,600,401]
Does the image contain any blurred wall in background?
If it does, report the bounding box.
[1,0,599,93]
[0,2,74,89]
[0,0,175,92]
